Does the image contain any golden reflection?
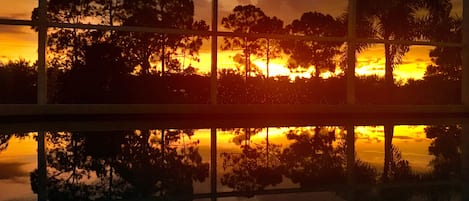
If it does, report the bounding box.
[355,126,433,173]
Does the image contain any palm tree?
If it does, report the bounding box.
[356,0,452,90]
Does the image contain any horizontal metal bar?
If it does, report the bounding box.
[48,21,211,35]
[192,180,459,199]
[0,18,463,47]
[355,38,463,48]
[0,104,468,116]
[117,180,458,201]
[48,21,347,42]
[48,22,464,46]
[0,18,34,26]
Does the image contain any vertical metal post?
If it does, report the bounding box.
[462,121,469,201]
[463,0,469,104]
[346,125,355,201]
[210,128,217,201]
[210,0,218,104]
[347,0,357,104]
[37,131,47,201]
[38,0,48,104]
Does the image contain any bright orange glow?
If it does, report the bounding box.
[354,125,433,172]
[252,60,291,77]
[356,45,432,82]
[194,46,432,81]
[0,29,37,63]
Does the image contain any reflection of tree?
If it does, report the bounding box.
[221,143,283,195]
[382,125,415,183]
[30,130,208,200]
[281,127,346,187]
[0,132,31,153]
[221,128,282,195]
[227,128,263,146]
[30,132,119,201]
[425,125,461,179]
[114,129,209,198]
[220,127,378,197]
[0,134,13,152]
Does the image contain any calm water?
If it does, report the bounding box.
[0,123,467,201]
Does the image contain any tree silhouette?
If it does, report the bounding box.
[0,60,36,103]
[282,12,344,78]
[58,42,132,103]
[115,0,209,75]
[222,5,269,79]
[251,16,285,78]
[424,17,462,81]
[33,0,208,76]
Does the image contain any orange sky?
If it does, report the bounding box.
[0,0,463,82]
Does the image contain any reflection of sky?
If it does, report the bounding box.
[0,134,37,201]
[355,126,433,173]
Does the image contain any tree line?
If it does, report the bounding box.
[0,0,462,104]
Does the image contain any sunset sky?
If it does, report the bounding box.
[0,0,464,81]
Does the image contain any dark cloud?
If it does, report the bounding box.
[257,0,347,23]
[415,58,426,62]
[400,61,415,65]
[0,25,31,35]
[195,0,348,31]
[237,0,253,4]
[194,0,212,22]
[0,12,31,20]
[392,136,414,140]
[0,162,28,179]
[193,0,234,29]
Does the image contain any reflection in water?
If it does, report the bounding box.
[426,125,461,179]
[218,126,461,200]
[30,130,209,201]
[0,132,37,201]
[221,128,283,195]
[0,124,465,200]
